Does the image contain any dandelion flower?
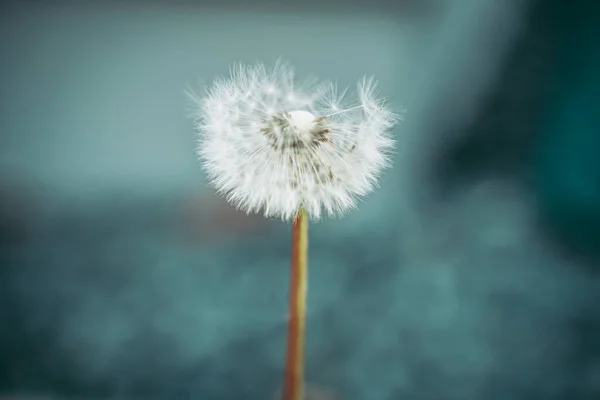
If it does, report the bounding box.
[189,60,398,222]
[188,60,400,400]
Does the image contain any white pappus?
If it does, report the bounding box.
[189,60,400,221]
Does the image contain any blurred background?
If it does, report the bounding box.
[1,0,599,398]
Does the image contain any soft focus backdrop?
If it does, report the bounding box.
[1,0,600,399]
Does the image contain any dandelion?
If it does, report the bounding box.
[188,60,400,400]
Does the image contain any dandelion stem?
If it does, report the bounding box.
[283,208,308,400]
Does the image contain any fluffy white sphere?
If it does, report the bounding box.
[189,60,399,221]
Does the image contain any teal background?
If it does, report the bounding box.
[533,1,600,256]
[1,1,599,399]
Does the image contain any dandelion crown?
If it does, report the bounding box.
[190,60,398,221]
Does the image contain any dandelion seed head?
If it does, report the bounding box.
[189,60,400,221]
